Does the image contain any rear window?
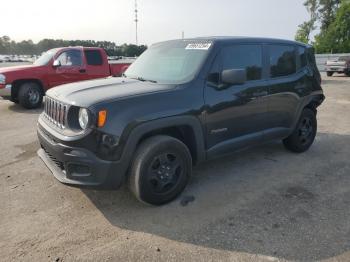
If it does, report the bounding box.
[84,50,103,65]
[297,46,307,70]
[269,45,296,78]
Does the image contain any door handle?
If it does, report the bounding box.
[79,69,86,73]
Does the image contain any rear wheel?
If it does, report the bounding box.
[128,135,192,205]
[18,82,43,109]
[283,108,317,153]
[327,71,334,77]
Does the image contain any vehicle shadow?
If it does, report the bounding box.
[7,102,44,114]
[82,132,350,261]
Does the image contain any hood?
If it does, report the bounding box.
[0,64,40,74]
[326,60,346,66]
[46,77,175,107]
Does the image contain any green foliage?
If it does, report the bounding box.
[314,1,350,53]
[295,0,350,53]
[0,36,147,57]
[318,0,341,30]
[295,21,316,44]
[295,0,318,44]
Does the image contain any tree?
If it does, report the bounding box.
[314,1,350,53]
[0,36,12,54]
[295,0,318,43]
[295,21,316,43]
[318,0,341,30]
[0,36,147,57]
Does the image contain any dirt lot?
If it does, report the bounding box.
[0,73,350,262]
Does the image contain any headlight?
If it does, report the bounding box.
[78,108,90,130]
[0,74,5,84]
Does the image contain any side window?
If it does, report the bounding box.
[269,45,296,78]
[84,50,103,66]
[222,44,263,81]
[297,46,307,70]
[56,50,82,66]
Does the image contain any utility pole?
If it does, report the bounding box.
[134,0,138,45]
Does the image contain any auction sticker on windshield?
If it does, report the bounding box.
[185,42,212,50]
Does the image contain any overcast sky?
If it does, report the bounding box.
[2,0,309,45]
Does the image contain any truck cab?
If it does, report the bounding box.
[0,47,133,109]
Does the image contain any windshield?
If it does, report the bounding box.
[124,40,212,84]
[33,49,58,66]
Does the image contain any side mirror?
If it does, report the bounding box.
[53,60,61,67]
[221,69,246,85]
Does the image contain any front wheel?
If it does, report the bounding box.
[128,135,192,205]
[18,82,43,109]
[283,108,317,153]
[327,71,334,77]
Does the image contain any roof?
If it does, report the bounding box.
[179,36,310,47]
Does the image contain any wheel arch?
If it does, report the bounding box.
[11,79,45,99]
[304,93,325,114]
[291,92,324,130]
[120,116,206,168]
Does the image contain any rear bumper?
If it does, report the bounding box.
[0,84,12,97]
[37,124,125,189]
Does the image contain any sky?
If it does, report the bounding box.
[1,0,309,45]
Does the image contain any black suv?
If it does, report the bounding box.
[37,37,324,205]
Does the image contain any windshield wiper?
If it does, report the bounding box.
[129,76,158,83]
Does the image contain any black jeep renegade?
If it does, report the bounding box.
[37,37,325,205]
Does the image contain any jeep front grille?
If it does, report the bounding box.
[44,97,68,129]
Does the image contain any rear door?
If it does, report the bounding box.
[264,44,311,139]
[204,43,269,157]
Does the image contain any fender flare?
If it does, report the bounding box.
[12,78,46,97]
[118,115,206,172]
[291,91,325,130]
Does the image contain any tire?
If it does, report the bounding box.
[18,82,43,109]
[326,71,334,77]
[128,135,192,205]
[10,90,19,103]
[283,108,317,153]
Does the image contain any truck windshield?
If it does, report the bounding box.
[34,49,58,66]
[124,40,212,84]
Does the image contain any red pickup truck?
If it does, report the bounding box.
[0,47,134,109]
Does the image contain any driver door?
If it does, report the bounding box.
[204,44,269,157]
[47,49,86,88]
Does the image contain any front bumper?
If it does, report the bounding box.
[326,66,349,73]
[37,123,126,189]
[0,84,12,97]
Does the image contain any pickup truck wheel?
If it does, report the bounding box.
[128,135,192,205]
[283,108,317,153]
[327,71,334,77]
[18,82,43,109]
[10,94,19,103]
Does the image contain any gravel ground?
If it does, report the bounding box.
[0,73,350,262]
